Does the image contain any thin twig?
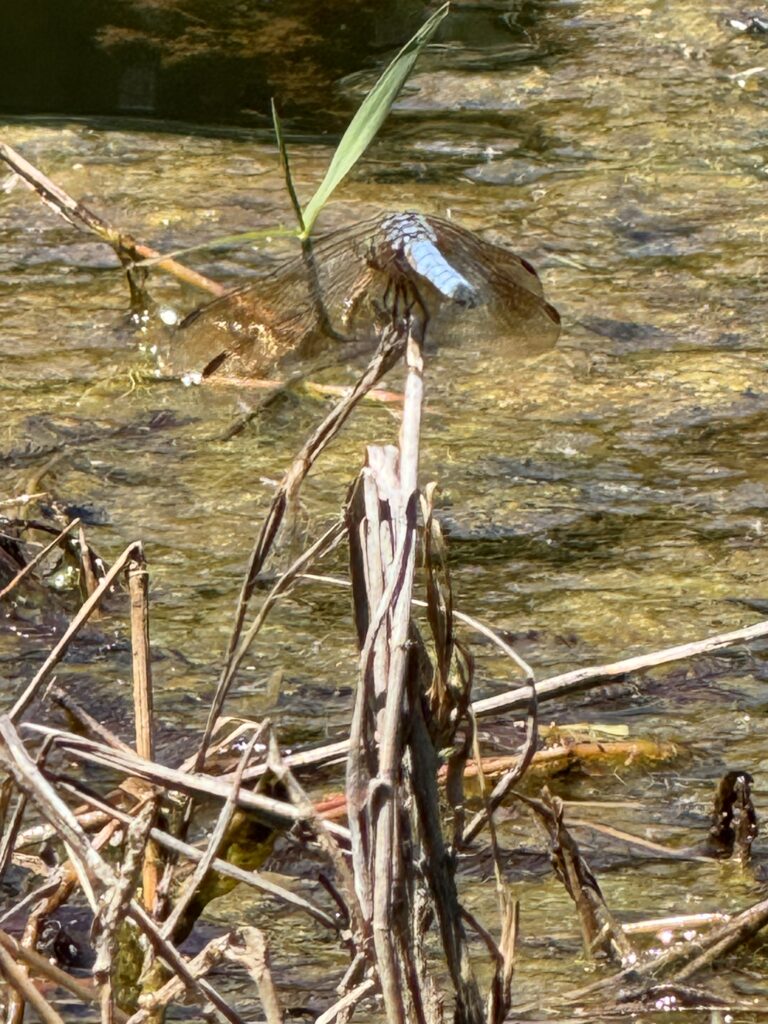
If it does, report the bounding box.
[208,324,406,773]
[9,542,142,722]
[161,730,261,940]
[195,520,346,771]
[472,616,768,718]
[0,941,66,1024]
[461,678,538,846]
[55,779,338,929]
[0,518,80,600]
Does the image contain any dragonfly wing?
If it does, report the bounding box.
[171,219,384,379]
[168,212,559,378]
[427,217,561,356]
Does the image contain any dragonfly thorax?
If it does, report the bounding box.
[375,213,481,309]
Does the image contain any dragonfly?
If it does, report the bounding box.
[170,212,561,380]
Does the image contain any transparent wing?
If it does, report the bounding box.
[169,212,560,378]
[170,217,386,378]
[423,216,561,357]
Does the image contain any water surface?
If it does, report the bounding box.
[2,0,768,1017]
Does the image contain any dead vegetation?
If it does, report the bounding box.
[3,142,768,1024]
[2,298,768,1021]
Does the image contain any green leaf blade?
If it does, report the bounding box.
[300,2,450,237]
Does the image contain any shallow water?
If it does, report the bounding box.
[2,0,768,1017]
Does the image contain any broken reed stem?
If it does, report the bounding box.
[128,550,154,762]
[9,542,142,722]
[314,978,377,1024]
[0,142,225,297]
[373,326,424,1024]
[564,892,768,1011]
[0,518,80,600]
[0,492,48,510]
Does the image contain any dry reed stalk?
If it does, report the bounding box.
[24,725,321,833]
[0,492,48,510]
[0,717,246,1024]
[9,542,142,722]
[55,780,338,929]
[461,707,516,1024]
[313,977,377,1024]
[159,731,261,941]
[92,802,156,1022]
[299,571,768,723]
[0,927,126,1020]
[197,323,407,772]
[265,731,363,941]
[472,615,768,718]
[0,940,66,1024]
[49,687,138,756]
[461,682,537,847]
[125,934,234,1024]
[127,551,159,912]
[560,890,768,1013]
[520,788,635,964]
[0,735,55,882]
[345,313,490,1024]
[368,324,427,1024]
[195,519,346,771]
[0,142,225,297]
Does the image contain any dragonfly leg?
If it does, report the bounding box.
[395,280,429,345]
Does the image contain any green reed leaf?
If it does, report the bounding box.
[299,2,450,238]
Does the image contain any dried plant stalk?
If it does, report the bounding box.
[0,142,224,297]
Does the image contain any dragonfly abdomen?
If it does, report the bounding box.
[403,236,479,307]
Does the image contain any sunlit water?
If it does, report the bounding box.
[2,0,768,1017]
